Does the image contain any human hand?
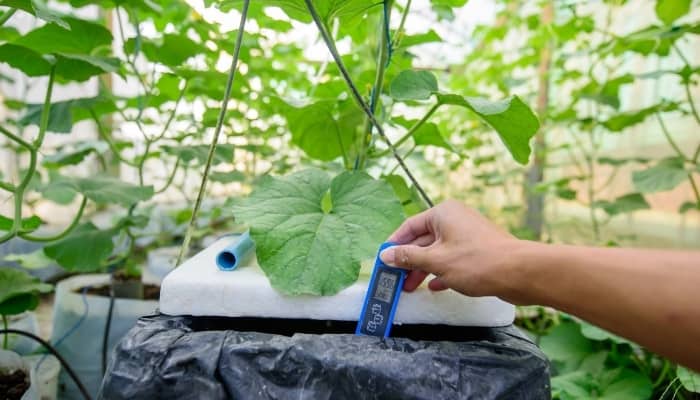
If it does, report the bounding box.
[379,200,522,301]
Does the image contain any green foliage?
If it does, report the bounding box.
[43,223,116,272]
[232,169,404,295]
[0,268,52,316]
[632,157,688,193]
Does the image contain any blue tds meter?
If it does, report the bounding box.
[356,242,406,338]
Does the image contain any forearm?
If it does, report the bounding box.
[506,242,700,371]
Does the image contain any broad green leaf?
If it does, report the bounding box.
[0,215,42,232]
[161,144,235,165]
[42,175,154,206]
[232,169,404,295]
[540,321,594,365]
[632,157,688,193]
[677,366,700,393]
[0,44,52,76]
[579,321,634,345]
[209,171,246,183]
[0,0,69,29]
[13,17,112,55]
[551,371,594,399]
[390,70,439,101]
[43,141,109,167]
[599,369,653,400]
[0,293,39,316]
[125,34,202,67]
[602,102,677,132]
[0,268,52,316]
[399,30,442,47]
[217,0,378,24]
[437,94,540,164]
[655,0,691,25]
[3,249,55,270]
[679,201,700,214]
[578,74,635,109]
[593,193,650,216]
[20,96,117,133]
[285,102,358,161]
[43,223,115,272]
[413,122,453,151]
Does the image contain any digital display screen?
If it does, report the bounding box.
[373,271,398,303]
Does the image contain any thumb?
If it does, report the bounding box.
[380,245,435,273]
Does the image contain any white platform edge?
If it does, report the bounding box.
[160,237,515,327]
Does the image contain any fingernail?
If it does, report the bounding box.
[380,248,396,266]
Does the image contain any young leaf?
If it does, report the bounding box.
[390,70,439,101]
[43,223,116,272]
[437,94,540,164]
[655,0,691,25]
[632,157,688,193]
[540,321,594,365]
[232,169,404,295]
[284,102,357,161]
[593,193,650,216]
[41,175,154,206]
[413,122,453,151]
[677,366,700,393]
[0,268,52,316]
[0,215,42,232]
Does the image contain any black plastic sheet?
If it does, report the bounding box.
[100,314,550,399]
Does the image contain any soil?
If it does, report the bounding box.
[78,284,160,300]
[0,369,29,400]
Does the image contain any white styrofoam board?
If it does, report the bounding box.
[160,236,515,327]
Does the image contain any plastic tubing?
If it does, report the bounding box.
[216,231,255,271]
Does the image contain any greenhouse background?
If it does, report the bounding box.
[0,0,699,399]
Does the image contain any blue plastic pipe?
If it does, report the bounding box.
[216,231,255,271]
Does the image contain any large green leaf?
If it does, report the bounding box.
[41,175,154,206]
[0,215,42,232]
[0,0,69,29]
[0,44,52,76]
[0,268,52,316]
[232,169,404,295]
[540,321,594,365]
[284,102,358,161]
[214,0,379,24]
[43,223,115,272]
[161,144,235,165]
[593,193,650,216]
[13,17,112,55]
[598,369,653,400]
[655,0,691,25]
[437,93,539,164]
[632,157,688,193]
[677,366,700,393]
[390,70,439,101]
[124,34,202,67]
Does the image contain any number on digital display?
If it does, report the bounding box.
[373,271,397,303]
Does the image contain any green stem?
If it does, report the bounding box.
[657,113,700,204]
[1,66,56,245]
[175,0,250,267]
[392,0,412,48]
[304,0,433,207]
[375,103,440,158]
[90,110,138,167]
[0,125,32,150]
[673,44,700,126]
[653,360,671,388]
[357,0,392,170]
[20,196,87,242]
[155,158,180,194]
[656,112,687,160]
[0,8,16,26]
[0,181,13,192]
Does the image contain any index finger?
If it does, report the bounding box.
[388,208,433,244]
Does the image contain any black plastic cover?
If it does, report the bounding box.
[100,314,550,399]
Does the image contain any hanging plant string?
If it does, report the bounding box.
[175,0,251,267]
[303,0,434,207]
